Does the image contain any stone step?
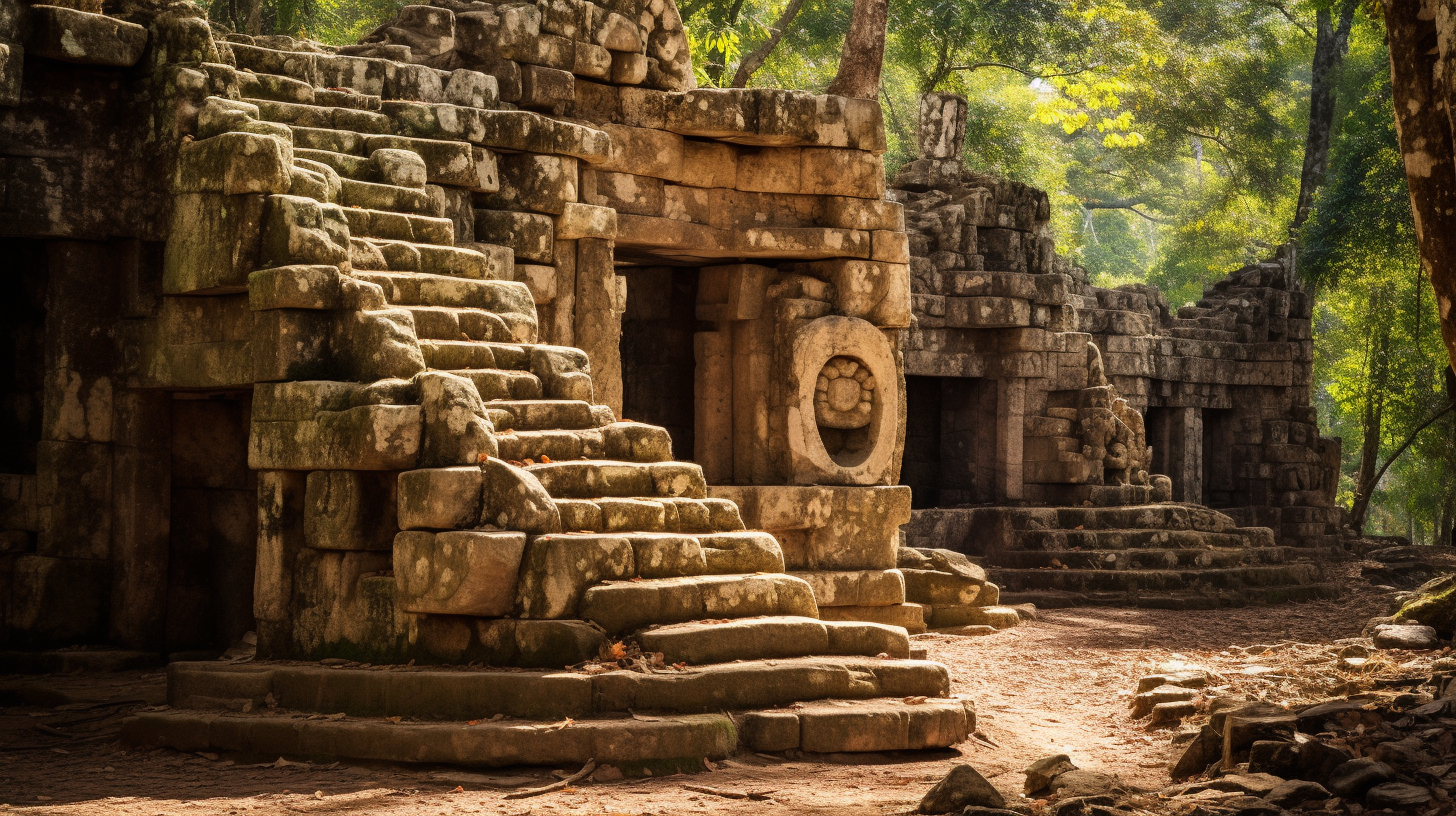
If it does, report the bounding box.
[123,708,736,769]
[445,368,543,400]
[1015,528,1267,551]
[1165,326,1240,343]
[352,272,536,339]
[340,177,436,215]
[289,123,373,155]
[553,497,745,533]
[998,583,1342,610]
[988,546,1298,571]
[341,207,455,246]
[1013,504,1242,533]
[485,399,605,430]
[635,616,909,665]
[579,573,817,633]
[404,306,513,342]
[360,239,509,280]
[246,96,391,134]
[296,137,491,192]
[740,697,971,754]
[497,423,674,464]
[156,655,952,720]
[517,533,784,619]
[238,72,317,104]
[988,563,1323,594]
[525,459,706,499]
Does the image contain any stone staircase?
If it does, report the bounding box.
[127,26,972,766]
[907,504,1339,610]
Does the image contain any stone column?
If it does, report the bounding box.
[1173,407,1204,503]
[917,92,968,160]
[572,238,623,414]
[994,378,1025,502]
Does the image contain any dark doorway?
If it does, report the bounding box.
[0,239,48,475]
[619,267,706,460]
[167,393,257,651]
[902,376,998,508]
[1201,408,1235,507]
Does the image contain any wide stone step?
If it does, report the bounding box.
[526,460,706,499]
[497,423,674,464]
[998,583,1342,610]
[553,497,745,533]
[579,573,817,633]
[158,656,950,720]
[988,563,1323,594]
[1015,528,1267,551]
[988,546,1297,571]
[486,399,605,430]
[1019,504,1242,533]
[123,708,735,769]
[635,616,909,665]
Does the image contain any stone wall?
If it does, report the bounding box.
[0,0,949,654]
[899,92,1344,549]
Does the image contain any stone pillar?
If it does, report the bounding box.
[108,389,171,650]
[994,378,1025,502]
[253,469,306,657]
[693,331,733,483]
[573,238,623,414]
[917,92,968,160]
[1173,407,1204,503]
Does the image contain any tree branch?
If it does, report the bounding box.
[730,0,807,88]
[944,62,1099,80]
[1258,0,1314,39]
[1081,197,1171,224]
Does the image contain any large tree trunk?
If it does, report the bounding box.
[1381,1,1456,371]
[730,0,807,88]
[825,0,887,99]
[1292,0,1357,231]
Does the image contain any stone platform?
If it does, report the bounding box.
[906,504,1341,609]
[123,652,973,767]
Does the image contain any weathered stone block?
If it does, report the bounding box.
[27,5,147,66]
[304,471,398,551]
[394,530,527,616]
[175,132,293,196]
[162,193,267,295]
[249,404,423,471]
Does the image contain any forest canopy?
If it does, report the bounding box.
[211,0,1452,543]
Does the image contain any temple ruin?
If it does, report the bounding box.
[0,0,1343,769]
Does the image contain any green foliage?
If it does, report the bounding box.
[1301,37,1456,542]
[201,0,404,44]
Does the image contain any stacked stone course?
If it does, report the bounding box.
[0,0,992,767]
[899,92,1345,609]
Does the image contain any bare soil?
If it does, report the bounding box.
[0,578,1397,815]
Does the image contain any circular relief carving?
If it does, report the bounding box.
[789,316,900,485]
[814,356,876,429]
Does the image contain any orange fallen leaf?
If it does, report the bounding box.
[540,454,552,463]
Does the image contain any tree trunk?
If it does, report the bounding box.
[1381,1,1456,372]
[825,0,887,99]
[1292,0,1356,232]
[242,0,263,35]
[730,0,807,88]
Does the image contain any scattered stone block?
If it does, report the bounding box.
[919,764,1005,813]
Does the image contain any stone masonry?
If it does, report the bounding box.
[899,92,1345,609]
[0,0,982,767]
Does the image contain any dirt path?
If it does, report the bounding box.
[0,581,1395,815]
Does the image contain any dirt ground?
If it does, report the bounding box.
[0,575,1399,816]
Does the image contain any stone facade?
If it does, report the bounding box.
[899,92,1345,608]
[0,0,988,766]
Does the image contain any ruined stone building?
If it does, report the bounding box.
[0,0,1341,767]
[900,93,1346,609]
